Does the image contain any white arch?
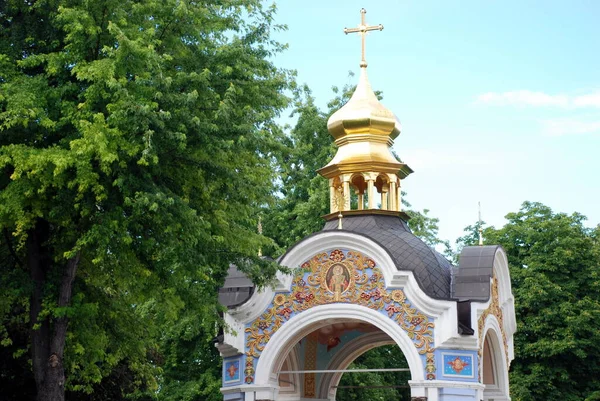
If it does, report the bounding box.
[491,247,517,362]
[481,315,510,401]
[254,303,425,391]
[278,344,301,401]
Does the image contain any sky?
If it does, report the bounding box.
[268,0,600,247]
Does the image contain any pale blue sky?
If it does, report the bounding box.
[270,0,600,246]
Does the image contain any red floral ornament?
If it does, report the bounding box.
[329,249,345,262]
[386,304,402,317]
[277,307,293,319]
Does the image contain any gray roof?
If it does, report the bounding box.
[321,214,453,299]
[453,245,500,301]
[218,264,255,308]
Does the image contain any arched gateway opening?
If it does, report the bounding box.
[273,322,411,400]
[255,305,422,400]
[481,326,510,401]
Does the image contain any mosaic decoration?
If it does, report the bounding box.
[477,277,509,380]
[223,357,242,385]
[244,249,436,384]
[304,332,317,398]
[442,353,474,378]
[425,351,436,380]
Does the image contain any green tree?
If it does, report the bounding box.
[457,201,600,401]
[262,86,336,254]
[0,1,291,400]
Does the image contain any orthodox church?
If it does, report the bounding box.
[217,9,516,401]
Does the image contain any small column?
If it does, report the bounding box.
[381,184,389,210]
[389,181,397,211]
[329,181,337,213]
[342,179,351,211]
[357,190,364,210]
[367,177,376,209]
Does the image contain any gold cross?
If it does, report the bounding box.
[344,8,383,68]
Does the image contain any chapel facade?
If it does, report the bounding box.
[217,9,516,401]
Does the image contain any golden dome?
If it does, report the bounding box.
[319,66,406,177]
[327,67,401,142]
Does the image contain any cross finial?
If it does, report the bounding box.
[344,8,384,68]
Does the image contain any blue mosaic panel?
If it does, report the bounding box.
[223,356,242,386]
[442,353,474,378]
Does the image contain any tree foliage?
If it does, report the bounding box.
[0,0,291,400]
[458,201,600,401]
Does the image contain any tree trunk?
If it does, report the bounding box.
[29,220,51,395]
[29,220,81,401]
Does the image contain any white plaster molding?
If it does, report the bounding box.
[492,249,511,306]
[220,313,246,356]
[388,271,462,349]
[254,303,426,387]
[221,383,279,401]
[437,335,479,351]
[227,287,275,322]
[481,315,510,399]
[277,344,301,400]
[408,379,485,401]
[410,379,486,400]
[492,248,517,362]
[409,380,486,390]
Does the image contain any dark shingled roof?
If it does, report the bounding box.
[453,245,500,301]
[321,214,453,299]
[218,264,255,308]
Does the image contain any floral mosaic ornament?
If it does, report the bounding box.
[477,277,509,380]
[244,249,436,384]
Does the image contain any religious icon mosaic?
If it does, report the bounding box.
[442,353,474,378]
[223,356,242,386]
[243,248,436,384]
